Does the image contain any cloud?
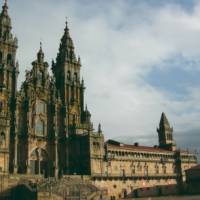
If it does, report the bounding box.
[6,0,200,150]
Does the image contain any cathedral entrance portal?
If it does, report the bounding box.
[30,148,49,177]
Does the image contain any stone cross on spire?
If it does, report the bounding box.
[64,17,69,34]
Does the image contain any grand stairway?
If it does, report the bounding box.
[0,175,108,200]
[37,176,108,200]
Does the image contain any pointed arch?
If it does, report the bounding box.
[29,148,49,176]
[7,53,12,65]
[67,70,71,80]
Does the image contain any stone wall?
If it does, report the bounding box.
[93,177,177,199]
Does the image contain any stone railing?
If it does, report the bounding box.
[92,173,178,180]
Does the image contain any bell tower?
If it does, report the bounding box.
[52,20,94,175]
[157,112,176,151]
[0,0,18,173]
[52,20,85,129]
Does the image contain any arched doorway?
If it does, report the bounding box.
[30,148,49,177]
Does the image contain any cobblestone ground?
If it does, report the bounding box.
[129,196,200,200]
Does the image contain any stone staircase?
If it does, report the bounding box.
[37,176,108,200]
[0,175,108,200]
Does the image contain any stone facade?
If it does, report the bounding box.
[0,1,198,199]
[0,1,18,173]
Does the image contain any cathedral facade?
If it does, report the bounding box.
[0,1,198,198]
[0,0,101,177]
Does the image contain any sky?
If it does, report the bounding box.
[4,0,200,155]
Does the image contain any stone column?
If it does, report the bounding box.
[54,101,59,178]
[38,148,41,175]
[54,139,58,177]
[13,134,18,174]
[26,137,31,174]
[14,100,19,174]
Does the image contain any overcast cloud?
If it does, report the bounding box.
[5,0,200,155]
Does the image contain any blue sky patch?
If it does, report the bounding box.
[145,55,200,100]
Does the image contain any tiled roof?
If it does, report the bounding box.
[106,140,172,153]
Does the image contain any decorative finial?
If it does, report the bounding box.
[81,77,84,85]
[78,56,81,65]
[64,17,69,33]
[16,61,19,72]
[37,41,44,62]
[2,0,8,13]
[98,123,102,133]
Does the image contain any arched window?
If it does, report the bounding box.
[137,162,142,172]
[144,165,148,176]
[0,67,3,87]
[7,54,12,65]
[122,169,126,177]
[0,101,3,112]
[35,119,44,136]
[155,163,159,174]
[74,72,78,82]
[162,164,167,174]
[37,70,43,85]
[67,71,71,80]
[0,51,3,63]
[173,164,176,173]
[70,50,73,60]
[0,132,5,146]
[36,101,45,114]
[132,166,135,174]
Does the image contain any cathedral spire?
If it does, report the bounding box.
[56,19,77,64]
[37,42,44,63]
[1,0,9,20]
[98,123,102,134]
[157,112,176,151]
[0,0,12,40]
[2,0,8,15]
[159,112,171,130]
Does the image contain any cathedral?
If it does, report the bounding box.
[0,0,102,177]
[0,1,198,198]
